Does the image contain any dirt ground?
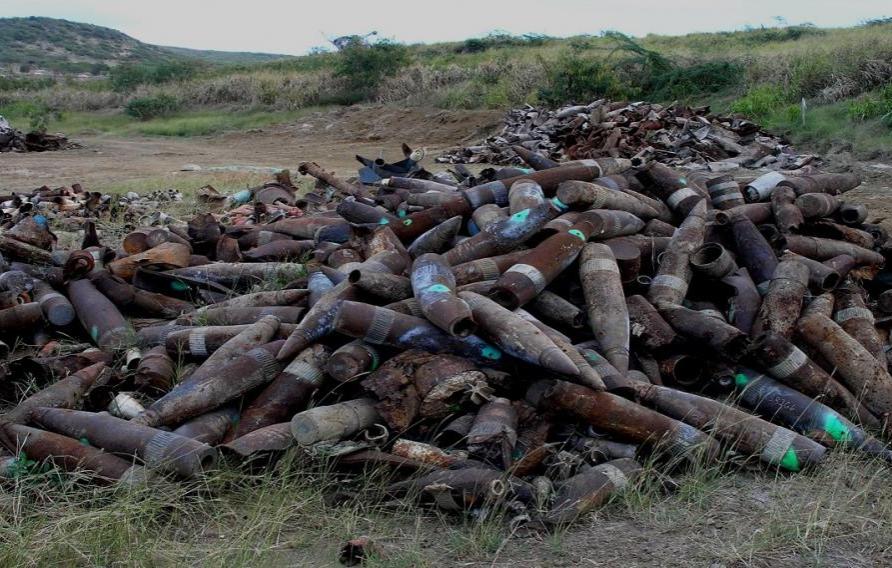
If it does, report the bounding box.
[4,105,892,567]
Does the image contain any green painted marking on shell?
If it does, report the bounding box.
[551,197,568,210]
[822,414,851,442]
[678,177,687,185]
[509,209,530,223]
[568,229,586,241]
[481,346,502,360]
[779,448,801,471]
[426,284,451,293]
[734,373,749,388]
[398,210,407,218]
[403,219,413,226]
[378,218,390,225]
[90,325,100,342]
[171,281,189,292]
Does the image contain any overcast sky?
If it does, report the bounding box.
[1,0,889,55]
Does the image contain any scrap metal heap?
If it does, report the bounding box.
[2,133,892,535]
[0,116,76,153]
[437,99,816,172]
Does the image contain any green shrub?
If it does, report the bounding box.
[847,84,892,123]
[538,52,631,105]
[334,38,410,102]
[731,85,790,119]
[648,60,744,100]
[111,61,205,92]
[124,94,180,120]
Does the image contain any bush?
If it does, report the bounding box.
[731,85,790,119]
[538,52,630,105]
[848,84,892,124]
[648,61,744,100]
[334,38,410,102]
[111,61,205,92]
[124,94,180,120]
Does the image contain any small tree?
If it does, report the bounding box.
[333,36,409,103]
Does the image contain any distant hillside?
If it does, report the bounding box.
[0,17,289,74]
[161,46,290,64]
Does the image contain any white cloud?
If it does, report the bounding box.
[0,0,888,55]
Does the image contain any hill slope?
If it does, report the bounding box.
[0,17,290,74]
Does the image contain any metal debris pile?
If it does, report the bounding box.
[2,136,892,538]
[437,100,817,172]
[0,116,76,153]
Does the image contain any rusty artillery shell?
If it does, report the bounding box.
[555,181,657,218]
[771,186,804,233]
[107,242,191,281]
[242,240,314,262]
[752,259,809,338]
[450,250,529,286]
[707,176,745,210]
[804,220,875,250]
[0,422,149,484]
[459,291,577,375]
[0,234,54,265]
[407,191,465,208]
[462,163,606,209]
[327,340,381,382]
[219,421,294,459]
[0,289,28,310]
[173,405,239,445]
[470,204,508,233]
[733,368,891,460]
[604,236,642,284]
[648,199,708,306]
[784,235,884,265]
[627,295,678,353]
[166,262,307,290]
[658,303,750,361]
[720,268,761,334]
[512,145,559,170]
[388,195,471,243]
[337,197,401,226]
[0,301,43,335]
[236,229,292,249]
[182,315,281,386]
[32,407,216,478]
[267,216,351,240]
[515,310,605,390]
[332,300,501,364]
[802,292,835,318]
[90,270,194,319]
[412,253,476,337]
[838,203,868,226]
[490,218,596,310]
[391,439,467,468]
[534,211,579,242]
[134,340,285,428]
[538,380,720,462]
[1,360,108,424]
[407,215,462,257]
[467,397,518,468]
[290,398,379,446]
[778,173,860,196]
[508,180,546,213]
[579,243,629,373]
[797,314,892,418]
[229,344,330,440]
[176,306,302,326]
[386,467,533,509]
[690,242,737,279]
[545,458,642,524]
[299,161,370,199]
[780,252,842,292]
[577,347,630,393]
[381,176,458,193]
[724,210,778,290]
[444,204,557,266]
[795,193,840,219]
[581,209,645,239]
[634,383,824,471]
[637,163,706,216]
[308,268,335,307]
[350,270,413,302]
[642,218,677,237]
[194,289,307,315]
[134,345,176,394]
[277,278,357,361]
[163,323,294,358]
[66,277,131,350]
[215,235,242,262]
[31,279,74,326]
[833,279,886,369]
[527,291,586,329]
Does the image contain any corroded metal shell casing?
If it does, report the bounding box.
[290,398,380,446]
[545,458,643,525]
[412,253,476,337]
[579,243,629,374]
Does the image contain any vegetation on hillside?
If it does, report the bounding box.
[1,18,891,155]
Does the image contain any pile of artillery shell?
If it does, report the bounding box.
[437,99,816,172]
[0,116,76,153]
[2,135,892,530]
